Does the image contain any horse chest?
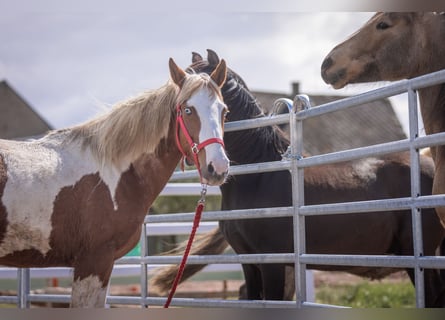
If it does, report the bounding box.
[0,139,129,259]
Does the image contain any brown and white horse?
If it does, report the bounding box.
[321,12,445,228]
[0,58,229,307]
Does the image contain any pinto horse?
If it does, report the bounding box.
[150,50,445,307]
[321,12,445,229]
[0,58,229,307]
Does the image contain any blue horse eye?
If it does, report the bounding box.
[184,107,192,115]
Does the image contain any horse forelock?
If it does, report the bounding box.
[177,72,223,104]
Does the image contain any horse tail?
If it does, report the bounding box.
[149,227,229,294]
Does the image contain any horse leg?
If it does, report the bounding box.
[405,266,445,307]
[424,237,445,307]
[241,264,263,300]
[441,238,445,284]
[260,264,286,300]
[423,268,445,307]
[432,163,445,228]
[71,253,114,308]
[283,265,296,300]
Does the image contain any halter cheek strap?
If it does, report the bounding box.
[175,103,225,179]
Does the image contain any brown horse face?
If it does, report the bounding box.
[321,12,423,89]
[170,58,229,186]
[177,94,229,186]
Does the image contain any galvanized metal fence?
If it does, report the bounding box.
[3,69,445,308]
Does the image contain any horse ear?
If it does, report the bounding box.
[192,52,203,63]
[207,49,220,66]
[210,59,227,88]
[169,58,186,88]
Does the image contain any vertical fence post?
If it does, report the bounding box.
[407,87,425,307]
[17,268,30,308]
[140,222,149,308]
[291,95,310,307]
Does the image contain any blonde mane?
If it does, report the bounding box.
[66,72,221,168]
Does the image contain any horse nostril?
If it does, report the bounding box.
[207,163,215,174]
[321,57,333,71]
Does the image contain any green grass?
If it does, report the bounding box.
[316,281,415,308]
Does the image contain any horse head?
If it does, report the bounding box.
[187,49,264,124]
[169,58,229,186]
[321,12,445,89]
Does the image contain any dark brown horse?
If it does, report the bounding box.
[0,58,229,307]
[150,50,445,307]
[321,12,445,229]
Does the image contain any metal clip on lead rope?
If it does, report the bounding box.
[199,184,207,203]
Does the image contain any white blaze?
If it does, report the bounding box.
[187,87,229,176]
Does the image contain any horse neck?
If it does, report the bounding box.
[130,119,182,206]
[222,81,288,164]
[413,14,445,76]
[419,85,445,162]
[410,14,445,161]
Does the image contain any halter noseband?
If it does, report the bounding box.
[175,103,225,178]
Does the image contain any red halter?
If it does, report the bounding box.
[175,103,225,178]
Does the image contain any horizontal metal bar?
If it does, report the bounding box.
[116,252,445,270]
[296,69,445,120]
[144,193,445,225]
[110,296,297,308]
[170,160,290,181]
[24,293,344,309]
[300,254,445,269]
[0,296,18,304]
[222,70,445,135]
[224,113,289,132]
[298,133,445,168]
[25,293,297,308]
[170,132,445,182]
[299,194,445,216]
[117,253,295,265]
[409,68,445,90]
[145,206,293,223]
[27,294,70,304]
[227,160,290,175]
[160,183,220,196]
[302,301,349,309]
[145,221,218,235]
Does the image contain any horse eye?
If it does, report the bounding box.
[376,21,390,30]
[184,107,192,115]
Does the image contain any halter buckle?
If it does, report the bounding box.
[191,143,200,154]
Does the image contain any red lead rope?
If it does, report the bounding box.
[163,187,206,308]
[163,104,224,308]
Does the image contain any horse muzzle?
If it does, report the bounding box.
[201,157,229,186]
[321,56,348,89]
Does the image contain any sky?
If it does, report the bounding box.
[0,5,413,134]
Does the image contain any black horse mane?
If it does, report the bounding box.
[187,58,289,165]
